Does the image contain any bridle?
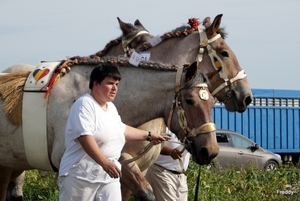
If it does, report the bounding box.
[121,30,149,56]
[167,67,216,147]
[196,25,247,99]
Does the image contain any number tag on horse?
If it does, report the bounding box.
[199,89,209,100]
[129,51,142,66]
[140,52,151,61]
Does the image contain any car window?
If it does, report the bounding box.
[216,133,230,146]
[229,134,253,149]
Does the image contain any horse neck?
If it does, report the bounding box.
[104,43,124,57]
[114,67,175,127]
[148,32,200,67]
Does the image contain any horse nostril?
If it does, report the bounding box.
[244,95,253,106]
[198,146,218,163]
[199,147,209,159]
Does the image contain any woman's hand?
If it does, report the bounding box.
[149,132,165,145]
[102,160,122,178]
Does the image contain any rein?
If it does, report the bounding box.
[120,134,185,165]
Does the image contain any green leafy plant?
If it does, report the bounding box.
[23,163,299,201]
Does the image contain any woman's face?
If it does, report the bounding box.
[94,77,119,104]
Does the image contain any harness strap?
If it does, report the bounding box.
[167,67,184,129]
[196,25,248,97]
[211,69,247,96]
[22,61,60,171]
[187,122,216,137]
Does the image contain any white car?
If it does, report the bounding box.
[211,129,282,171]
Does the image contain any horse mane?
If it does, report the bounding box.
[57,56,179,74]
[172,24,227,39]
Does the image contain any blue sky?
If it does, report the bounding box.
[1,0,299,90]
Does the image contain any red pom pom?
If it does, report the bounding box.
[188,18,199,30]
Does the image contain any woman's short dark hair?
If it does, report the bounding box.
[89,64,121,89]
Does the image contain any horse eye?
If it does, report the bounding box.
[185,99,194,105]
[221,51,229,57]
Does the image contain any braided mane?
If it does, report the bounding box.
[93,18,227,58]
[45,56,179,98]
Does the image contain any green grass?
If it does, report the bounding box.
[24,163,299,201]
[187,162,300,201]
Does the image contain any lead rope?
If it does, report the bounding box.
[194,165,201,201]
[120,134,186,165]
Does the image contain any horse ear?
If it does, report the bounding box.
[117,17,132,36]
[206,14,223,37]
[185,61,198,82]
[134,19,145,28]
[202,17,211,26]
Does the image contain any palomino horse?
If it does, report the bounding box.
[113,15,253,200]
[0,59,218,201]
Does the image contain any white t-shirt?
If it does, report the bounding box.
[59,93,126,183]
[154,129,190,172]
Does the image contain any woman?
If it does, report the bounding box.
[58,64,164,201]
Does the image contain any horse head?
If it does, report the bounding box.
[95,18,153,58]
[134,15,253,113]
[198,14,253,112]
[167,62,218,165]
[116,17,153,56]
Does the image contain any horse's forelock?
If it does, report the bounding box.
[123,23,148,40]
[217,27,227,39]
[183,70,210,89]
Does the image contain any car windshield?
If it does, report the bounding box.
[230,134,253,149]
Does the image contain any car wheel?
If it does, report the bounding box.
[265,160,278,171]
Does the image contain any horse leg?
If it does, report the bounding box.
[6,171,25,201]
[0,167,13,201]
[120,153,155,201]
[121,184,132,201]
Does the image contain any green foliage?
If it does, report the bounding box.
[186,162,300,201]
[23,170,59,201]
[23,164,299,201]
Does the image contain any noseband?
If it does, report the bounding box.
[196,25,247,98]
[167,67,216,146]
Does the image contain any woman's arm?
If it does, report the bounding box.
[124,125,165,144]
[78,135,122,178]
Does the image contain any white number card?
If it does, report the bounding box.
[140,52,151,60]
[129,51,142,66]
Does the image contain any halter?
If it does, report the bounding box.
[122,30,149,56]
[196,25,247,97]
[167,67,216,146]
